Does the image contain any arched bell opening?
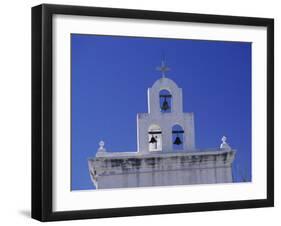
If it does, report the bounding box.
[148,124,162,151]
[159,89,172,113]
[172,124,184,150]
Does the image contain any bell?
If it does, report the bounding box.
[161,98,170,111]
[173,136,182,145]
[149,136,157,143]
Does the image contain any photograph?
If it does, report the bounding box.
[30,3,274,221]
[0,0,277,224]
[71,34,252,190]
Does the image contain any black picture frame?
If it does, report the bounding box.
[32,3,274,222]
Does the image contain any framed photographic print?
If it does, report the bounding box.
[32,4,274,221]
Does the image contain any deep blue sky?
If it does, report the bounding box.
[71,34,252,190]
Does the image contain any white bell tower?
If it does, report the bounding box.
[137,60,195,153]
[89,59,236,189]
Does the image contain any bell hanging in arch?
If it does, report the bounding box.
[161,97,170,111]
[149,135,157,143]
[173,135,182,145]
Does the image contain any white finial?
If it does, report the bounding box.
[220,136,231,150]
[98,140,106,152]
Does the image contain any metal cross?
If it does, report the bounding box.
[156,60,170,78]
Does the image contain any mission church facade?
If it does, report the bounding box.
[88,60,236,189]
